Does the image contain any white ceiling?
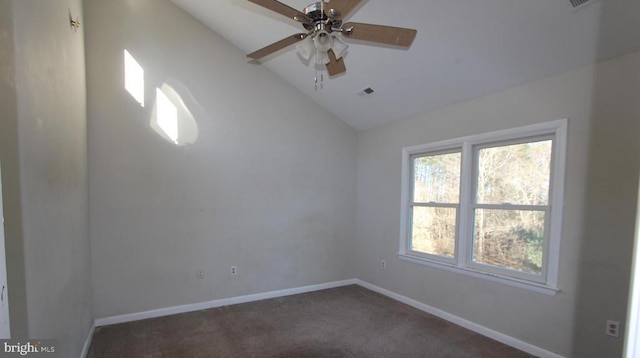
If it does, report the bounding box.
[170,0,640,131]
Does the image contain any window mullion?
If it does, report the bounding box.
[457,141,473,267]
[471,203,549,211]
[411,202,458,208]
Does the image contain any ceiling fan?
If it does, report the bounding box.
[246,0,417,77]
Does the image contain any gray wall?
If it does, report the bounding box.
[0,0,28,339]
[84,0,358,318]
[355,50,640,357]
[0,0,93,356]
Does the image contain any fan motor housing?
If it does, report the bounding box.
[302,2,342,32]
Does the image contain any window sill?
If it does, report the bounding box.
[397,253,560,296]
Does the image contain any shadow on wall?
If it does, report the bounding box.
[124,49,200,146]
[571,0,640,356]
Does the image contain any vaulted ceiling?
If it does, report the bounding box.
[171,0,640,130]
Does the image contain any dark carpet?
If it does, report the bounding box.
[87,285,535,357]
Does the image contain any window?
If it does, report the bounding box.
[410,151,461,261]
[399,120,567,294]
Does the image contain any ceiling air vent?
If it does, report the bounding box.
[358,87,375,96]
[568,0,597,9]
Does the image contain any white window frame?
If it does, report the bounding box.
[399,119,567,295]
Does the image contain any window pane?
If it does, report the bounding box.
[473,209,545,275]
[413,152,461,203]
[477,140,552,205]
[411,206,456,258]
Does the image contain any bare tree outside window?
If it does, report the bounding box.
[409,140,552,274]
[411,152,461,258]
[473,140,552,274]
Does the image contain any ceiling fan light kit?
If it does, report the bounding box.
[330,36,348,58]
[297,36,316,61]
[246,0,417,77]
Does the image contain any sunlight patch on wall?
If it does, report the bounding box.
[156,88,178,143]
[124,49,145,107]
[151,82,199,146]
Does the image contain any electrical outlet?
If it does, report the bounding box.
[606,320,620,338]
[381,260,386,269]
[230,266,237,275]
[196,270,204,279]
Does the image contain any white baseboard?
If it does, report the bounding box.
[92,278,563,358]
[94,279,357,327]
[80,321,96,358]
[354,279,565,358]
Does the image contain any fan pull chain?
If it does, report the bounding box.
[314,71,324,91]
[314,45,319,91]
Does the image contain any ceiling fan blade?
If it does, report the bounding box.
[247,0,311,24]
[342,22,417,47]
[326,49,346,76]
[247,33,307,59]
[327,0,362,20]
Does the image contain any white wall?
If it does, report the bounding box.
[355,50,640,357]
[85,0,358,318]
[0,0,93,356]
